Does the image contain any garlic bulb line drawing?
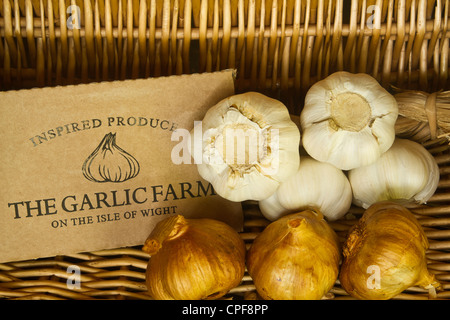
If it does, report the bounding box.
[82,132,140,183]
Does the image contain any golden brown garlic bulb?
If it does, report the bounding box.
[340,201,441,300]
[143,215,246,300]
[246,210,341,300]
[300,72,398,170]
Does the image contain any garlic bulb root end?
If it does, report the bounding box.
[330,92,372,132]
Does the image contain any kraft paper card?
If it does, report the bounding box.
[0,70,242,263]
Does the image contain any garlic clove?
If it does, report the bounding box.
[300,71,398,170]
[349,138,440,209]
[259,156,352,221]
[192,92,300,202]
[258,192,291,221]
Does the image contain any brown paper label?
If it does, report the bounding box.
[0,70,242,263]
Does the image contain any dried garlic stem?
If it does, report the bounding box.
[142,215,187,255]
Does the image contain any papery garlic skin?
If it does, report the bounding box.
[340,201,441,300]
[143,215,245,300]
[259,156,352,221]
[246,210,341,300]
[348,138,440,209]
[300,72,398,170]
[192,92,300,202]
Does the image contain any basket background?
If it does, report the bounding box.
[1,0,450,300]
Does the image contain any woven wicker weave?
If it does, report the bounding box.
[1,0,450,300]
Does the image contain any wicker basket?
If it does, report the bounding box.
[1,0,450,300]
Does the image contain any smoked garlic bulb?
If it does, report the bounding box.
[300,72,398,170]
[143,215,245,300]
[259,156,352,221]
[340,202,441,300]
[349,138,440,209]
[247,210,341,300]
[191,92,300,202]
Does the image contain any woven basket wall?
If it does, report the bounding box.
[1,0,450,300]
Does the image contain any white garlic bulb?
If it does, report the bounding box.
[259,156,352,221]
[191,92,300,202]
[348,138,440,209]
[300,71,399,170]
